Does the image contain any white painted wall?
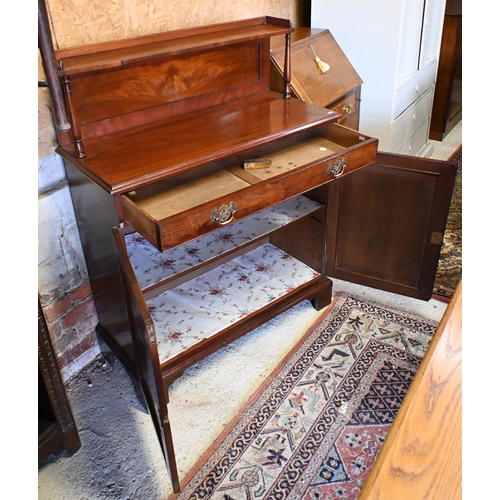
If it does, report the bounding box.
[38,152,101,380]
[38,153,87,296]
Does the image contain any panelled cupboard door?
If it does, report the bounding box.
[326,152,457,300]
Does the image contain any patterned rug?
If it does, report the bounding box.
[170,292,437,500]
[433,145,462,300]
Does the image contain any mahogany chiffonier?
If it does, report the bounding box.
[270,28,363,131]
[41,17,456,492]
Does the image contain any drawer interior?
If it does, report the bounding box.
[125,163,250,221]
[123,132,345,218]
[120,123,375,252]
[223,134,345,182]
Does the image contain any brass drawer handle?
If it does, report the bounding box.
[210,201,237,225]
[342,103,353,115]
[327,157,347,177]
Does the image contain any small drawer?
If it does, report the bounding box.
[394,60,437,118]
[389,88,434,151]
[327,87,361,129]
[395,118,430,157]
[121,123,377,252]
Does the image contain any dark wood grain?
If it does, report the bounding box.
[39,298,81,463]
[45,16,460,494]
[55,18,292,159]
[56,17,293,76]
[52,20,348,492]
[58,92,340,195]
[120,124,377,252]
[68,43,262,126]
[327,153,457,300]
[112,228,180,491]
[430,0,462,141]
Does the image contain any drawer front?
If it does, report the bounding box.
[390,88,434,151]
[327,87,361,129]
[121,125,378,252]
[394,118,430,157]
[394,60,437,119]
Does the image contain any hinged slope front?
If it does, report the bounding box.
[270,28,362,107]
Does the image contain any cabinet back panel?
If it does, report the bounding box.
[68,41,268,141]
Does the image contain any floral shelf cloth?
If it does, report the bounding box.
[125,195,322,289]
[146,243,321,364]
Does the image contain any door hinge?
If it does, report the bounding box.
[430,231,443,245]
[147,324,156,344]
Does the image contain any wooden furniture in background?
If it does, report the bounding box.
[39,298,81,463]
[430,0,462,141]
[312,0,447,156]
[359,279,462,500]
[39,14,457,492]
[270,28,363,130]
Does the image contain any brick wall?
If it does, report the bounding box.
[38,152,101,381]
[41,283,99,375]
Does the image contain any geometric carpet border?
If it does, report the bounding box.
[170,292,437,499]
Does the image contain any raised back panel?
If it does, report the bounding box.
[68,41,267,140]
[54,17,292,151]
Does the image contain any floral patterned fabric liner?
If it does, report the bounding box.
[125,195,322,289]
[146,243,321,363]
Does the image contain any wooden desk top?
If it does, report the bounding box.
[358,279,462,500]
[57,92,338,195]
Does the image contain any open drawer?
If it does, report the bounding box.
[121,122,377,252]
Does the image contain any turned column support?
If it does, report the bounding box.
[61,76,86,158]
[283,32,292,99]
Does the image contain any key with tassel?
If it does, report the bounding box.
[307,45,330,74]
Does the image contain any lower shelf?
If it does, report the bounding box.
[125,194,322,293]
[147,242,322,364]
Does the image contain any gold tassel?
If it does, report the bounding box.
[308,45,330,74]
[315,56,330,74]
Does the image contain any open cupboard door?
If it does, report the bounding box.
[326,152,457,300]
[112,228,181,492]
